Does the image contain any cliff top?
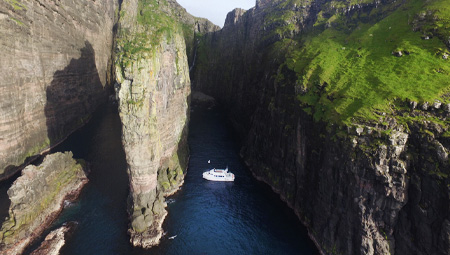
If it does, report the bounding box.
[115,0,218,82]
[275,0,450,125]
[194,0,450,130]
[224,8,247,27]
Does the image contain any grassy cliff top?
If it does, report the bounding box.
[279,0,450,125]
[115,0,217,82]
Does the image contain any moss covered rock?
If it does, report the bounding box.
[0,152,88,254]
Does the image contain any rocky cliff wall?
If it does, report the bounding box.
[0,0,118,179]
[114,0,217,248]
[193,0,450,254]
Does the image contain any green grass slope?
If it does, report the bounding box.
[282,0,450,125]
[115,0,180,79]
[115,0,211,81]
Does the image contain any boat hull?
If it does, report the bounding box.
[202,169,235,182]
[202,174,234,182]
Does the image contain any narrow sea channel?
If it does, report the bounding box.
[20,102,318,254]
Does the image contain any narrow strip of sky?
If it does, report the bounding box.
[176,0,255,27]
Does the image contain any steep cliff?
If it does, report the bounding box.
[0,152,88,254]
[114,0,218,248]
[0,0,118,179]
[193,0,450,254]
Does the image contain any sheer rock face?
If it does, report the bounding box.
[115,0,217,248]
[0,0,117,179]
[117,34,190,246]
[224,8,246,27]
[0,152,88,255]
[193,1,450,254]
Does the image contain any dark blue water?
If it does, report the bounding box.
[20,103,317,254]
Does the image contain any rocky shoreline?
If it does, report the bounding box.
[0,119,94,183]
[0,152,88,255]
[30,222,77,255]
[128,174,186,248]
[129,211,168,248]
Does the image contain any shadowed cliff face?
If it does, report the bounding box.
[45,41,106,148]
[0,0,117,179]
[192,0,450,254]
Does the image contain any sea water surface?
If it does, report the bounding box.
[18,102,318,255]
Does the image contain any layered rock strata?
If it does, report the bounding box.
[0,152,88,254]
[193,0,450,254]
[0,0,118,179]
[114,0,217,248]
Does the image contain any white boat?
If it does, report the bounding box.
[202,167,235,182]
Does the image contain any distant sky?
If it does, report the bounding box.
[177,0,256,27]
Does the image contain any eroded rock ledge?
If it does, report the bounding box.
[30,222,76,255]
[0,152,88,254]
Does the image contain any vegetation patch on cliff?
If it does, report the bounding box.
[421,0,450,43]
[283,0,450,125]
[115,0,214,83]
[115,0,179,81]
[5,0,26,11]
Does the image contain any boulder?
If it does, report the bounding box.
[392,51,403,57]
[444,103,450,113]
[433,100,442,109]
[410,100,418,110]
